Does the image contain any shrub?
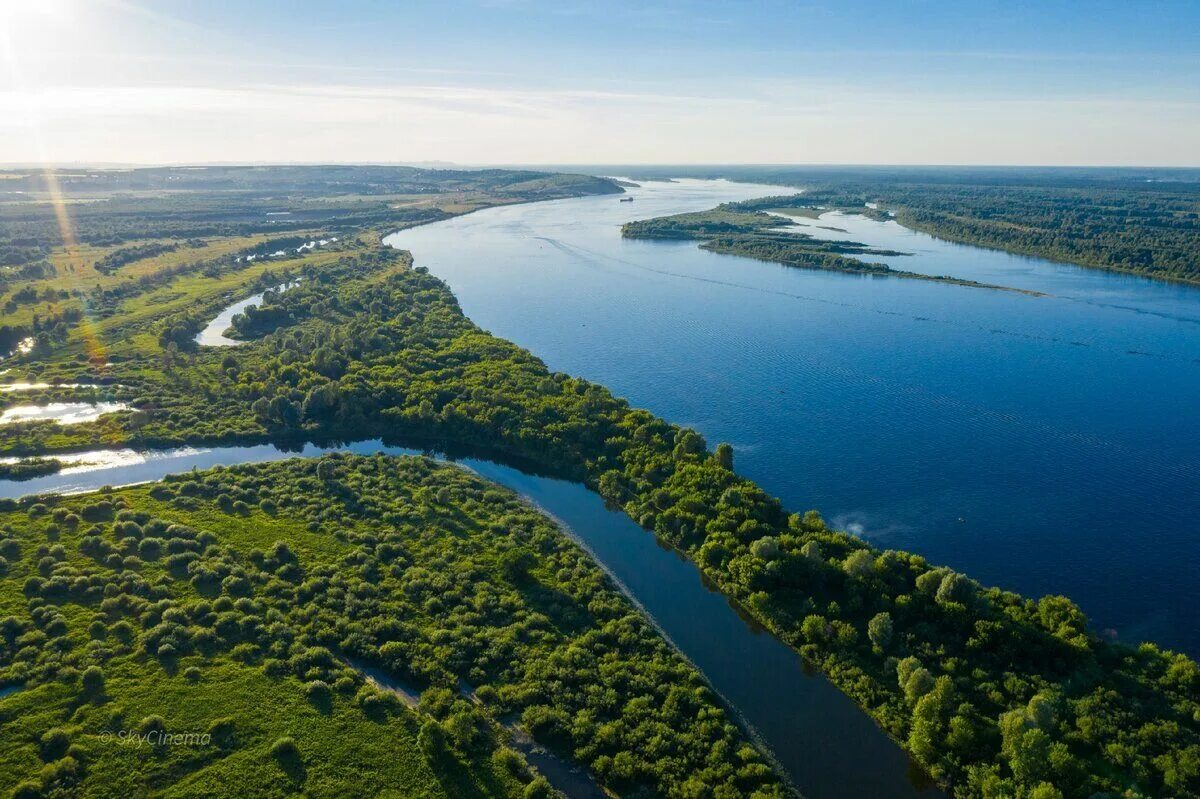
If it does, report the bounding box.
[111,620,135,643]
[137,538,164,560]
[270,736,299,760]
[13,781,42,799]
[842,549,875,577]
[500,548,536,582]
[867,612,894,650]
[491,747,525,775]
[304,680,331,702]
[39,728,70,761]
[208,717,236,749]
[418,720,447,760]
[138,715,165,736]
[524,777,554,799]
[81,666,105,695]
[749,536,780,561]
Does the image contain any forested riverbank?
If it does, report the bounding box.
[607,166,1200,284]
[0,237,1194,797]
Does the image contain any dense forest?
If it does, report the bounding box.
[612,166,1200,283]
[0,455,787,797]
[0,240,1194,797]
[621,206,1035,293]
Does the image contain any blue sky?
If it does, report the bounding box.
[1,0,1198,165]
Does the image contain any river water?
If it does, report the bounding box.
[4,177,1196,797]
[385,178,1200,656]
[194,281,301,347]
[0,438,938,798]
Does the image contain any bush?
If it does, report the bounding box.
[39,727,70,761]
[13,782,42,799]
[491,747,525,775]
[500,548,536,583]
[208,717,236,749]
[304,680,331,702]
[81,666,105,695]
[417,719,447,761]
[270,736,299,760]
[524,777,554,799]
[137,538,164,560]
[138,715,165,736]
[183,666,202,682]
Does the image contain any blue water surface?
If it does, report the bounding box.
[387,178,1200,655]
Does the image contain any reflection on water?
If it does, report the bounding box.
[0,402,128,426]
[0,382,95,392]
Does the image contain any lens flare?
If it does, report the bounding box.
[38,170,108,367]
[0,0,107,368]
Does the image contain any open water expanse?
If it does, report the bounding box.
[387,178,1200,656]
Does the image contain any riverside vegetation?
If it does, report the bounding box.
[620,205,1038,293]
[0,165,1196,798]
[0,454,786,798]
[615,166,1200,284]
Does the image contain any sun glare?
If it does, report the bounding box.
[0,0,77,73]
[0,0,73,34]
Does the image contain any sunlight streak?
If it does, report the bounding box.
[0,0,108,367]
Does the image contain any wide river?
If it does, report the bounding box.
[3,178,1196,798]
[387,178,1200,656]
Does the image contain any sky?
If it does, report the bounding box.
[1,0,1199,167]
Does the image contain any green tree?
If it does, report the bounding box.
[842,549,874,577]
[867,612,893,650]
[714,443,734,470]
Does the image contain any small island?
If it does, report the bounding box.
[0,456,63,481]
[622,203,1043,295]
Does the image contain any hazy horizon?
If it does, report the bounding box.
[8,161,1200,171]
[2,0,1199,167]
